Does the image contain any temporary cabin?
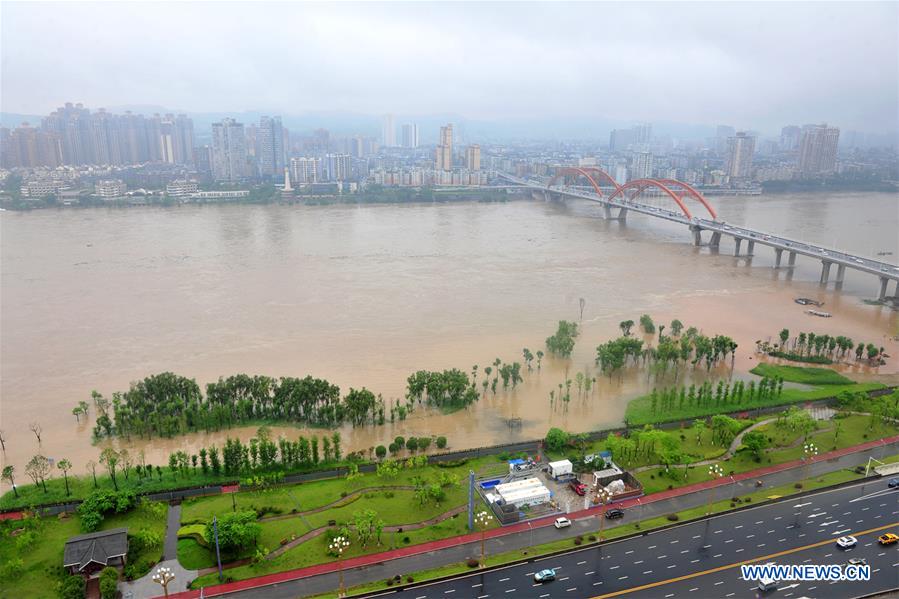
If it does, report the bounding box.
[548,459,573,478]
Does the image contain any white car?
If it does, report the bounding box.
[836,536,858,549]
[554,517,572,529]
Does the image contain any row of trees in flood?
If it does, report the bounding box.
[649,376,784,414]
[763,329,886,365]
[596,324,738,381]
[82,372,387,440]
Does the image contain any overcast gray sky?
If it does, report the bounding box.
[2,2,897,133]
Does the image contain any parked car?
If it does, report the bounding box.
[534,569,556,583]
[554,517,572,529]
[887,478,899,488]
[758,576,777,592]
[847,558,868,566]
[836,535,858,549]
[569,480,587,496]
[605,508,624,519]
[878,533,898,546]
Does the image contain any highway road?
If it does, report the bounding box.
[377,480,898,599]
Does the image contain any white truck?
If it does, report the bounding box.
[548,459,573,479]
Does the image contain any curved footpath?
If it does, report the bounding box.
[164,433,899,599]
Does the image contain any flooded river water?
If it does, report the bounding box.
[1,190,897,477]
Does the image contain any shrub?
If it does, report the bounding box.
[406,437,419,452]
[394,436,405,449]
[376,445,387,459]
[574,537,583,545]
[794,483,803,489]
[544,427,569,452]
[436,436,447,449]
[666,514,679,521]
[57,575,86,599]
[386,579,394,586]
[407,576,414,583]
[403,536,411,544]
[99,567,119,599]
[0,557,23,580]
[588,534,597,541]
[467,558,480,568]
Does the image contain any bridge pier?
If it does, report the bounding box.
[774,248,783,268]
[819,261,833,285]
[834,264,846,288]
[733,237,743,257]
[709,231,721,249]
[691,226,702,247]
[746,240,755,256]
[787,251,797,269]
[603,205,613,219]
[878,277,890,301]
[618,207,628,220]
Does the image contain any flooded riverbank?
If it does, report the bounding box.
[1,191,897,478]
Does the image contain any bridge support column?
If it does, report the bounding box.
[691,226,702,247]
[774,248,783,268]
[709,231,721,249]
[834,264,846,287]
[878,277,889,301]
[603,205,612,219]
[618,207,628,221]
[819,261,832,285]
[787,252,797,269]
[746,240,755,256]
[733,238,743,257]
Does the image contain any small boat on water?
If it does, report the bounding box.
[806,309,832,318]
[795,298,824,306]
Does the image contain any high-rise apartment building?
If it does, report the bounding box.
[257,116,285,177]
[435,124,453,171]
[631,151,654,180]
[401,123,419,148]
[324,153,351,181]
[0,123,63,168]
[290,157,321,184]
[609,128,635,152]
[633,123,652,145]
[211,118,248,182]
[798,124,840,176]
[725,132,756,179]
[780,125,801,152]
[465,145,481,171]
[382,114,396,147]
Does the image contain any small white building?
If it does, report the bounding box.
[94,179,126,199]
[548,459,573,479]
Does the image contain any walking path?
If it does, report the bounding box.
[119,504,198,599]
[165,433,899,599]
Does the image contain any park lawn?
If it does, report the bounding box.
[190,509,486,589]
[180,456,500,527]
[637,414,897,494]
[178,538,217,570]
[750,363,854,385]
[0,500,168,598]
[625,381,883,426]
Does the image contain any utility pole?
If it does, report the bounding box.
[213,515,223,582]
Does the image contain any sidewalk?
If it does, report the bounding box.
[166,433,899,599]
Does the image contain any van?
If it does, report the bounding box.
[758,577,777,591]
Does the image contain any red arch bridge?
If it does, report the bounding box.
[496,168,899,300]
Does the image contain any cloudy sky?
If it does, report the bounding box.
[2,1,897,134]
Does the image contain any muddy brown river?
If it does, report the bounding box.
[1,191,897,479]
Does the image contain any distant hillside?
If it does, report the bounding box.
[0,113,43,128]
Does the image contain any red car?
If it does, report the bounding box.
[569,480,587,496]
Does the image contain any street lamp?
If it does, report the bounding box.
[596,487,612,541]
[706,464,724,516]
[803,442,819,485]
[329,535,351,598]
[152,566,175,598]
[475,510,492,568]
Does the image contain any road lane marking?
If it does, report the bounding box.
[585,571,595,576]
[713,554,722,558]
[578,561,587,565]
[794,502,811,508]
[643,570,653,574]
[634,560,643,564]
[445,591,455,594]
[499,578,509,582]
[692,535,701,539]
[657,555,667,559]
[566,588,577,592]
[589,521,899,599]
[472,584,482,588]
[691,559,699,563]
[625,550,633,555]
[734,525,743,529]
[680,550,689,554]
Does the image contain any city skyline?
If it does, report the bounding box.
[1,2,897,136]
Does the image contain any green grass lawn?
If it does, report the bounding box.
[190,506,484,589]
[0,499,167,598]
[625,381,883,426]
[750,363,854,385]
[636,414,899,494]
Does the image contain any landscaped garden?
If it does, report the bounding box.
[0,498,166,598]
